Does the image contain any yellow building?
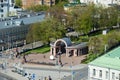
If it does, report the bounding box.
[22,0,55,9]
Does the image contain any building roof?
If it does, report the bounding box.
[89,46,120,70]
[67,42,87,49]
[64,3,81,7]
[50,37,72,47]
[0,12,45,29]
[61,37,72,46]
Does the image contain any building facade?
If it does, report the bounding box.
[0,12,45,51]
[50,38,88,57]
[88,46,120,80]
[80,0,120,7]
[22,0,55,9]
[0,0,22,18]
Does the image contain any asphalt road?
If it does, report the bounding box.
[61,67,88,80]
[24,66,88,80]
[0,77,8,80]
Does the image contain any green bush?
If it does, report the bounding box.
[27,5,49,12]
[83,30,120,63]
[24,45,50,55]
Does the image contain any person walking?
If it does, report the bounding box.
[48,76,52,80]
[44,77,47,80]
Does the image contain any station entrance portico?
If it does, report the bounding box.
[50,38,88,57]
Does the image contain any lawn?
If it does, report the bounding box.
[25,45,50,54]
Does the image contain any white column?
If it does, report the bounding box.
[78,49,80,56]
[50,47,53,55]
[74,49,77,56]
[53,47,56,56]
[66,49,69,57]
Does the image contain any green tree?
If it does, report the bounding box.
[98,7,118,29]
[26,18,66,44]
[56,0,68,3]
[47,6,65,20]
[15,0,22,7]
[89,36,104,55]
[106,31,120,49]
[73,4,96,35]
[27,5,49,12]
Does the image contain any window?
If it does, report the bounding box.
[0,9,3,12]
[106,71,109,79]
[93,69,96,76]
[1,14,3,17]
[1,4,4,7]
[99,70,102,78]
[112,72,115,80]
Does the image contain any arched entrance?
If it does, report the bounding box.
[50,38,72,56]
[55,41,66,54]
[50,38,88,57]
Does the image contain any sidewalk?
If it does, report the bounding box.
[23,63,87,70]
[0,68,28,80]
[0,63,87,80]
[0,48,88,80]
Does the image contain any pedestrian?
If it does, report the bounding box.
[28,73,31,80]
[44,77,47,80]
[23,54,27,63]
[1,63,4,70]
[48,76,52,80]
[31,73,36,80]
[59,61,63,67]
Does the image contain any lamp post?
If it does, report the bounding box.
[71,60,74,80]
[104,44,107,53]
[57,49,62,80]
[58,49,62,66]
[7,35,10,50]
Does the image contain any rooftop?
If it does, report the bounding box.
[61,37,72,46]
[0,12,45,29]
[64,3,80,7]
[64,3,86,7]
[67,42,88,49]
[89,46,120,70]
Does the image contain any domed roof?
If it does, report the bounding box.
[61,38,72,46]
[53,37,72,47]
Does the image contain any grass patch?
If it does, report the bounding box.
[25,45,50,55]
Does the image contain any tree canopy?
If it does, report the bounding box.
[27,5,49,12]
[26,18,66,44]
[67,4,119,35]
[15,0,22,7]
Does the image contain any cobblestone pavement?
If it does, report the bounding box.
[0,51,88,80]
[24,52,87,66]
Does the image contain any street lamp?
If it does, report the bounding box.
[70,57,74,80]
[7,35,10,50]
[71,63,74,80]
[57,49,62,80]
[58,49,62,66]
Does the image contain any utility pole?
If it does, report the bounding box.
[7,35,9,50]
[71,57,74,80]
[58,49,62,80]
[104,44,107,53]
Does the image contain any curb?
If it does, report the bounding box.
[23,63,88,71]
[0,71,17,80]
